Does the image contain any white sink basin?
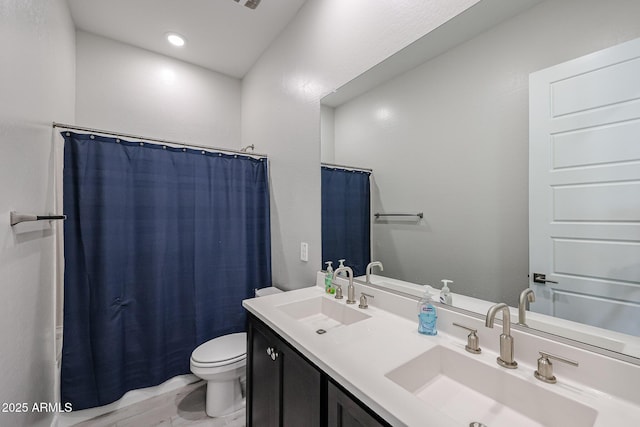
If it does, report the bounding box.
[277,296,370,331]
[385,345,597,427]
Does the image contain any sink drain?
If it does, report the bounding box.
[316,329,326,334]
[469,422,487,427]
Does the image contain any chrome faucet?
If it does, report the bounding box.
[485,303,518,369]
[333,266,356,304]
[518,288,536,326]
[365,261,384,284]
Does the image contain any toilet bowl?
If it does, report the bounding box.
[190,286,283,417]
[190,332,247,417]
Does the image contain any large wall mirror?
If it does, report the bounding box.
[320,0,640,361]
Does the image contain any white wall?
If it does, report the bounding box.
[242,0,481,290]
[331,0,640,305]
[0,0,75,426]
[76,31,241,149]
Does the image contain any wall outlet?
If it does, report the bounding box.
[300,242,309,262]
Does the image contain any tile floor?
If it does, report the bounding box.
[72,381,246,427]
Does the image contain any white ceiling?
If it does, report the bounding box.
[67,0,308,78]
[322,0,542,107]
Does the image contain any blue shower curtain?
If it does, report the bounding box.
[321,166,371,277]
[61,132,271,410]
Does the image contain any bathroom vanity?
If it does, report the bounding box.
[243,273,640,426]
[247,313,389,426]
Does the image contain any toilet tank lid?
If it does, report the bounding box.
[192,332,247,364]
[255,286,283,297]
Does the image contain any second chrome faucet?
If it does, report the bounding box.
[485,303,518,369]
[365,261,384,284]
[518,288,536,326]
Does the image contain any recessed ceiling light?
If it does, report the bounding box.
[166,33,185,47]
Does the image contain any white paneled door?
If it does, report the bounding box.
[529,37,640,336]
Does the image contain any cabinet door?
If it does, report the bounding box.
[327,381,388,427]
[282,342,322,427]
[248,315,323,426]
[248,324,281,427]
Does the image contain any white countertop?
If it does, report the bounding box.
[243,278,640,427]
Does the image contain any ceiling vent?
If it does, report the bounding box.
[234,0,261,10]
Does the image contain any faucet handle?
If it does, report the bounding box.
[453,323,481,354]
[358,293,374,309]
[534,351,579,384]
[334,284,343,299]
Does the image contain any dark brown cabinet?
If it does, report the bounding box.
[247,314,389,427]
[247,314,322,426]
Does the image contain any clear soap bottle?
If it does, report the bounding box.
[324,261,334,294]
[417,286,437,335]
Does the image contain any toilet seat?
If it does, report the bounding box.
[190,354,246,368]
[191,332,247,366]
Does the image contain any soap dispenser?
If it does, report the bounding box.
[324,261,334,294]
[440,279,453,305]
[417,286,437,335]
[337,259,346,277]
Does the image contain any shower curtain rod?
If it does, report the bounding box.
[321,162,372,173]
[52,122,268,158]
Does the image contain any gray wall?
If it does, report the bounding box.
[76,31,242,149]
[320,105,335,164]
[0,0,75,425]
[331,0,640,305]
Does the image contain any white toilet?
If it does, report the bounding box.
[190,286,282,417]
[190,332,247,417]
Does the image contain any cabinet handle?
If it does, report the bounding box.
[266,346,279,361]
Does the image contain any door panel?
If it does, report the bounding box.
[553,182,640,221]
[550,55,640,116]
[552,120,640,168]
[552,290,640,336]
[554,239,640,282]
